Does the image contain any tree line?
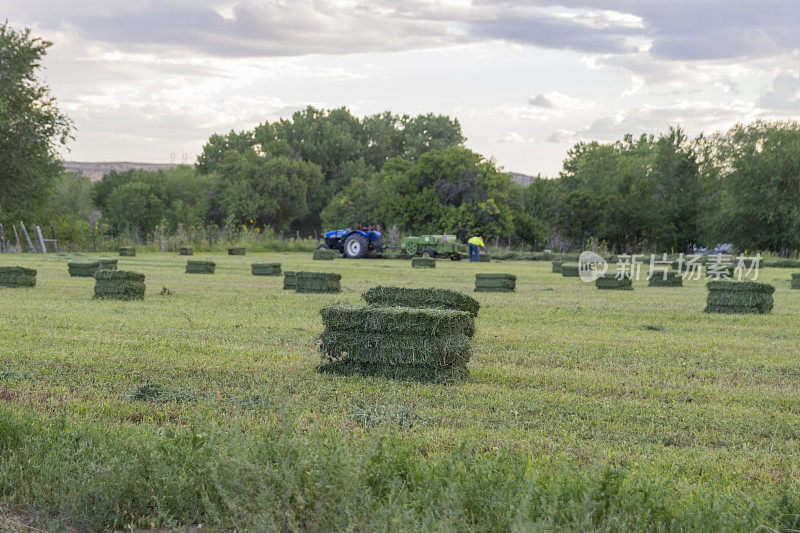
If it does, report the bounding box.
[3,23,800,254]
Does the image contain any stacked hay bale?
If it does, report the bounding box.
[551,261,563,273]
[705,281,774,314]
[295,271,341,293]
[252,262,281,276]
[118,246,136,257]
[186,260,215,274]
[228,247,246,256]
[316,305,472,383]
[561,262,580,277]
[179,246,194,256]
[94,270,145,300]
[792,273,800,289]
[313,248,336,260]
[477,254,491,262]
[283,271,297,290]
[475,273,516,292]
[68,260,100,277]
[411,257,436,268]
[0,267,36,287]
[98,258,118,271]
[648,270,683,287]
[361,286,480,335]
[595,272,633,290]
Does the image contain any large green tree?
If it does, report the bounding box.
[0,23,73,224]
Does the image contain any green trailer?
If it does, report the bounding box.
[385,235,465,260]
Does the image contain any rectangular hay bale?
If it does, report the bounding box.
[228,247,246,256]
[98,258,118,271]
[118,246,136,257]
[595,273,633,290]
[704,280,774,314]
[93,270,145,300]
[251,262,281,276]
[792,273,800,290]
[179,246,194,256]
[551,261,563,273]
[411,257,436,268]
[186,260,216,274]
[561,262,580,277]
[0,266,37,288]
[313,249,336,260]
[68,260,100,277]
[362,286,480,317]
[283,271,297,290]
[295,271,341,293]
[475,273,516,292]
[648,269,683,287]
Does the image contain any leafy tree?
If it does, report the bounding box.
[0,23,73,224]
[105,182,165,235]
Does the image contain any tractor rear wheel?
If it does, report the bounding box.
[368,237,384,258]
[344,234,368,258]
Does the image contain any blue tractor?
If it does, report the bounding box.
[319,225,384,258]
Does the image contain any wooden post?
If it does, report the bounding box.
[13,224,21,253]
[34,226,47,253]
[0,223,5,253]
[19,222,35,253]
[80,225,86,250]
[50,224,59,252]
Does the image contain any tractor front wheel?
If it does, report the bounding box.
[344,234,368,258]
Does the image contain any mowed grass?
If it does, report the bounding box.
[1,252,800,531]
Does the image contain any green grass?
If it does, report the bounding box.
[1,252,800,531]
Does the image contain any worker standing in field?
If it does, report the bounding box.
[467,235,486,262]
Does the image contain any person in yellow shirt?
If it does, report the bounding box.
[467,236,486,262]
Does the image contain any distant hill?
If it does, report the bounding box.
[64,161,182,181]
[507,172,539,186]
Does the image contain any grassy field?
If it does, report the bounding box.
[1,251,800,531]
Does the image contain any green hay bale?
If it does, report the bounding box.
[704,281,774,314]
[763,258,800,268]
[492,252,518,260]
[321,305,474,336]
[477,253,491,262]
[411,257,436,268]
[179,246,194,256]
[475,273,516,292]
[313,249,336,260]
[118,246,136,257]
[283,271,297,290]
[317,305,472,383]
[93,270,145,301]
[561,262,580,277]
[595,273,633,290]
[186,260,216,274]
[362,286,480,317]
[228,246,246,256]
[98,258,118,271]
[648,270,683,287]
[68,260,100,277]
[295,271,341,293]
[251,262,281,276]
[551,261,563,273]
[792,273,800,289]
[0,266,36,288]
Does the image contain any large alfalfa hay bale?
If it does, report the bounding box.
[561,262,580,277]
[93,270,145,301]
[475,273,516,292]
[186,260,216,274]
[792,273,800,289]
[179,246,194,256]
[118,246,136,257]
[551,261,563,273]
[0,266,37,288]
[362,286,479,336]
[295,271,341,293]
[316,306,472,383]
[477,253,491,262]
[252,262,281,276]
[411,257,436,269]
[283,271,297,290]
[648,269,683,287]
[595,272,633,290]
[68,260,100,277]
[98,258,118,271]
[313,248,336,260]
[228,246,246,256]
[704,280,774,314]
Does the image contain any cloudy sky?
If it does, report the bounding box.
[9,0,800,176]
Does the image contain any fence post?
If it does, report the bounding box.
[19,222,35,253]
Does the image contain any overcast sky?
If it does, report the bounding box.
[8,0,800,176]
